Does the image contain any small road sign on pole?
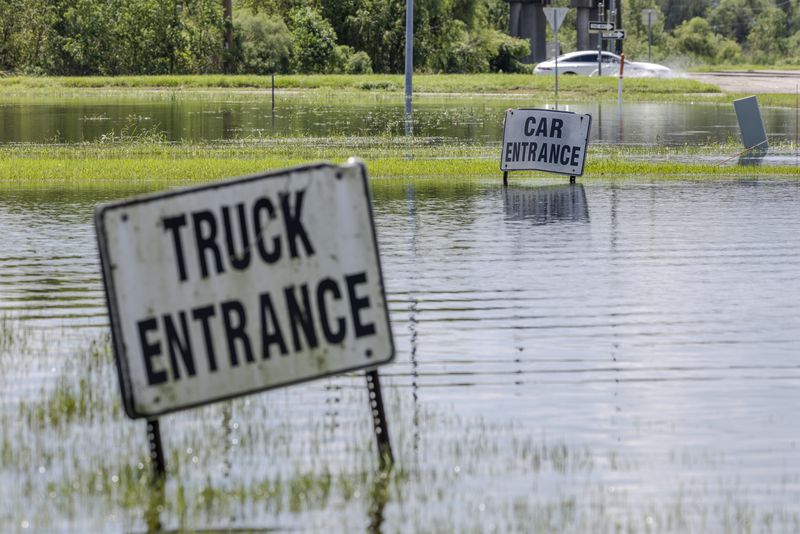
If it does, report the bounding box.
[589,21,614,33]
[601,30,626,40]
[543,6,569,33]
[543,7,570,100]
[641,9,660,62]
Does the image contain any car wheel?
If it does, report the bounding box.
[562,72,577,75]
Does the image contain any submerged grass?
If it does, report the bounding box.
[0,139,796,189]
[0,74,721,98]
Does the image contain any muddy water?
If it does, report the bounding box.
[1,178,800,531]
[1,94,799,147]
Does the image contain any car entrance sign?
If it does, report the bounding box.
[501,108,591,180]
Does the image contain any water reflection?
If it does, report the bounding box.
[1,95,799,146]
[2,179,800,531]
[503,184,589,224]
[0,187,152,327]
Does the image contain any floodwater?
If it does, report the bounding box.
[1,178,799,532]
[0,93,799,147]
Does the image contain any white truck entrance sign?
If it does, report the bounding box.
[501,109,591,177]
[96,161,394,418]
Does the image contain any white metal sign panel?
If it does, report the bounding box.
[589,21,614,32]
[543,7,569,33]
[96,161,394,418]
[601,30,626,40]
[641,9,660,25]
[501,109,592,176]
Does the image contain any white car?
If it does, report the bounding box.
[533,51,672,78]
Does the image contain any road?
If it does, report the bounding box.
[688,70,800,93]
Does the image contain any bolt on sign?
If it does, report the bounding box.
[501,109,592,177]
[96,160,394,418]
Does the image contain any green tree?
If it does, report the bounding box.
[235,11,293,73]
[2,0,62,74]
[177,0,225,73]
[671,17,718,59]
[288,6,338,73]
[344,0,406,73]
[657,0,712,30]
[747,6,789,61]
[622,0,667,60]
[709,0,771,44]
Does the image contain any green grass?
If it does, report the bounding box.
[0,73,722,98]
[0,140,796,189]
[5,73,800,108]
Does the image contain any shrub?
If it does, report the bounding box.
[345,50,373,74]
[235,12,293,74]
[288,7,337,74]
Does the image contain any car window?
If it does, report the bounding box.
[574,54,598,63]
[602,54,619,63]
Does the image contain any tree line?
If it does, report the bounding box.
[0,0,798,76]
[568,0,800,66]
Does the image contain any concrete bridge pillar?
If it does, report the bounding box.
[508,0,550,63]
[572,0,601,51]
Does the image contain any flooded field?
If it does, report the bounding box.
[0,92,799,147]
[1,177,799,532]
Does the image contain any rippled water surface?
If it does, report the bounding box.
[1,178,800,532]
[1,93,799,147]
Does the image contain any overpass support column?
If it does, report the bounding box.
[508,0,550,64]
[572,0,600,51]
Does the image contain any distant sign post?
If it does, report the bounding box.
[96,160,395,475]
[501,108,592,185]
[641,8,660,62]
[595,0,605,75]
[543,7,570,99]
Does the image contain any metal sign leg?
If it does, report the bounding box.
[146,418,166,479]
[503,171,508,187]
[366,370,393,470]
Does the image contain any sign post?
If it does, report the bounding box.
[96,159,395,478]
[597,1,604,76]
[501,108,592,185]
[641,9,660,62]
[543,7,569,100]
[618,52,625,106]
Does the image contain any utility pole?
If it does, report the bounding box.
[223,0,233,73]
[404,0,414,133]
[609,0,616,54]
